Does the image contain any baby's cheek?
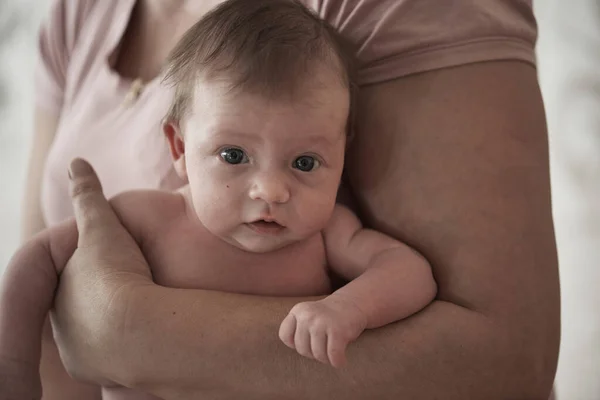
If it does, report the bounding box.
[195,197,236,234]
[299,196,336,232]
[191,182,230,214]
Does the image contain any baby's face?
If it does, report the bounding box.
[180,75,349,253]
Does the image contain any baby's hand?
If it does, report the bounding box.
[279,296,368,368]
[0,357,42,400]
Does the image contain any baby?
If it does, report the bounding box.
[0,0,436,399]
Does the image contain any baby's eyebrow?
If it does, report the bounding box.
[304,130,347,147]
[207,126,343,149]
[209,128,261,141]
[302,134,335,148]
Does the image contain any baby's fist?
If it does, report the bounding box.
[278,297,367,368]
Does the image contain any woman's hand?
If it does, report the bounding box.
[50,158,152,386]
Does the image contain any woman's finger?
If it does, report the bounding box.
[68,158,122,247]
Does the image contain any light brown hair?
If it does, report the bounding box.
[162,0,357,129]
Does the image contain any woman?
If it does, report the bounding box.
[20,0,559,398]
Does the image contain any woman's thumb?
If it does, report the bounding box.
[68,158,120,246]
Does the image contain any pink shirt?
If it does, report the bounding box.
[37,0,537,227]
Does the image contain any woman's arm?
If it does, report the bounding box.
[22,108,102,400]
[56,60,559,400]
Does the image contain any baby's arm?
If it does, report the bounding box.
[279,204,437,367]
[0,219,78,398]
[325,204,437,328]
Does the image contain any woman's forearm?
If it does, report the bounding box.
[40,321,103,400]
[111,286,554,400]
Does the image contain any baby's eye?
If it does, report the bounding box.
[220,148,249,165]
[293,156,320,172]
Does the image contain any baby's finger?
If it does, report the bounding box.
[278,314,297,349]
[294,324,313,360]
[327,335,348,368]
[310,329,329,365]
[68,158,122,247]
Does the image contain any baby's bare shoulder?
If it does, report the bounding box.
[108,189,187,244]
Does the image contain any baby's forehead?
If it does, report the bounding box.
[193,75,348,104]
[184,77,350,143]
[198,120,345,146]
[192,86,345,119]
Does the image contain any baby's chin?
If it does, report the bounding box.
[227,227,319,254]
[230,233,301,254]
[237,241,293,254]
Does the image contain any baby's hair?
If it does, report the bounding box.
[162,0,357,135]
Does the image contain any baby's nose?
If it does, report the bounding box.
[249,172,290,204]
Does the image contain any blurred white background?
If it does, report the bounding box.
[0,0,47,266]
[536,1,600,398]
[0,1,598,398]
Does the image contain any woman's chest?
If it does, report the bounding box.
[42,86,185,226]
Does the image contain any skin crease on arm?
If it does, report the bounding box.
[60,61,560,400]
[22,108,101,400]
[322,204,437,329]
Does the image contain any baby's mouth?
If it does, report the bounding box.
[246,220,285,235]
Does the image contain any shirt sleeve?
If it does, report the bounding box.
[314,0,537,85]
[34,0,96,113]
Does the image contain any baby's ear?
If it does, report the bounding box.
[163,119,187,180]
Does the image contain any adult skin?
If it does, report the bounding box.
[51,59,560,400]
